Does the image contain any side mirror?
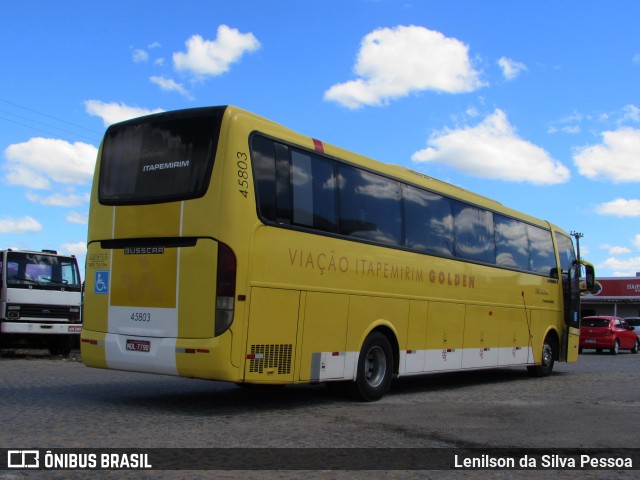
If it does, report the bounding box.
[580,260,596,293]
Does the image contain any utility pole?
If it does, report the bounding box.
[571,231,583,262]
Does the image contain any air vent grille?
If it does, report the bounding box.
[249,344,292,374]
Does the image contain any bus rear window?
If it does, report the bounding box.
[99,107,224,205]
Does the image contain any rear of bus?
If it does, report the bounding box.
[82,106,246,381]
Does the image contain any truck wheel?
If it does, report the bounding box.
[49,337,72,357]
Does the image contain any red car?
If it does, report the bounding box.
[579,316,639,355]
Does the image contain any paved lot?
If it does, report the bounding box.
[0,348,638,479]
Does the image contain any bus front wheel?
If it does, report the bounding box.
[347,332,393,402]
[527,334,556,377]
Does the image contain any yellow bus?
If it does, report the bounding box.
[81,106,595,401]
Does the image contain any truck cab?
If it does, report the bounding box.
[0,249,82,356]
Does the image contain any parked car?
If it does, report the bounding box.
[624,317,640,335]
[579,316,639,355]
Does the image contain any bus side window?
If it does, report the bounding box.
[494,214,529,271]
[251,136,278,222]
[290,151,337,232]
[338,165,402,246]
[403,185,454,257]
[528,225,555,276]
[556,234,577,273]
[453,203,495,264]
[275,143,291,224]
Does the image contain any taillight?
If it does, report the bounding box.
[215,242,236,336]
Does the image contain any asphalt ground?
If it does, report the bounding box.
[0,347,638,479]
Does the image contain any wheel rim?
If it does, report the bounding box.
[542,343,552,367]
[364,345,387,388]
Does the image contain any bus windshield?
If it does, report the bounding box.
[6,252,81,291]
[99,107,225,205]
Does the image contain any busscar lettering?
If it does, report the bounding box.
[124,246,165,255]
[142,160,190,172]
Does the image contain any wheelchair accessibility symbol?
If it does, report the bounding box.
[94,271,109,294]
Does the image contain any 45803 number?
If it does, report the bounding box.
[237,152,250,198]
[130,312,151,322]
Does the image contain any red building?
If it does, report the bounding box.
[581,275,640,318]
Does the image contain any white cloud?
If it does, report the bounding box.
[412,109,570,184]
[608,246,632,255]
[497,57,527,80]
[66,211,88,225]
[620,104,640,124]
[4,138,97,189]
[595,198,640,217]
[173,24,261,78]
[84,100,164,126]
[150,76,191,98]
[548,125,581,134]
[634,234,640,249]
[25,192,87,207]
[324,25,485,109]
[0,216,42,234]
[59,241,87,257]
[573,128,640,182]
[548,111,585,135]
[132,48,149,63]
[600,256,640,277]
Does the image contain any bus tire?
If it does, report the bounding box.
[527,334,555,377]
[347,331,393,402]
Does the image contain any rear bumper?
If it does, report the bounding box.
[1,322,82,335]
[579,335,614,349]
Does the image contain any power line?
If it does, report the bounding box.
[0,98,102,143]
[0,110,100,143]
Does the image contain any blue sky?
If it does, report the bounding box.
[2,0,640,279]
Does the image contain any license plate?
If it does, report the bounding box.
[126,339,150,352]
[68,325,82,333]
[585,339,596,343]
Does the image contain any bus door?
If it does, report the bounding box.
[560,262,581,362]
[555,231,593,362]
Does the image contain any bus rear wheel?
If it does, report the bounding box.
[527,334,555,377]
[347,332,393,402]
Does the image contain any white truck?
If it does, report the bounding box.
[0,249,82,356]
